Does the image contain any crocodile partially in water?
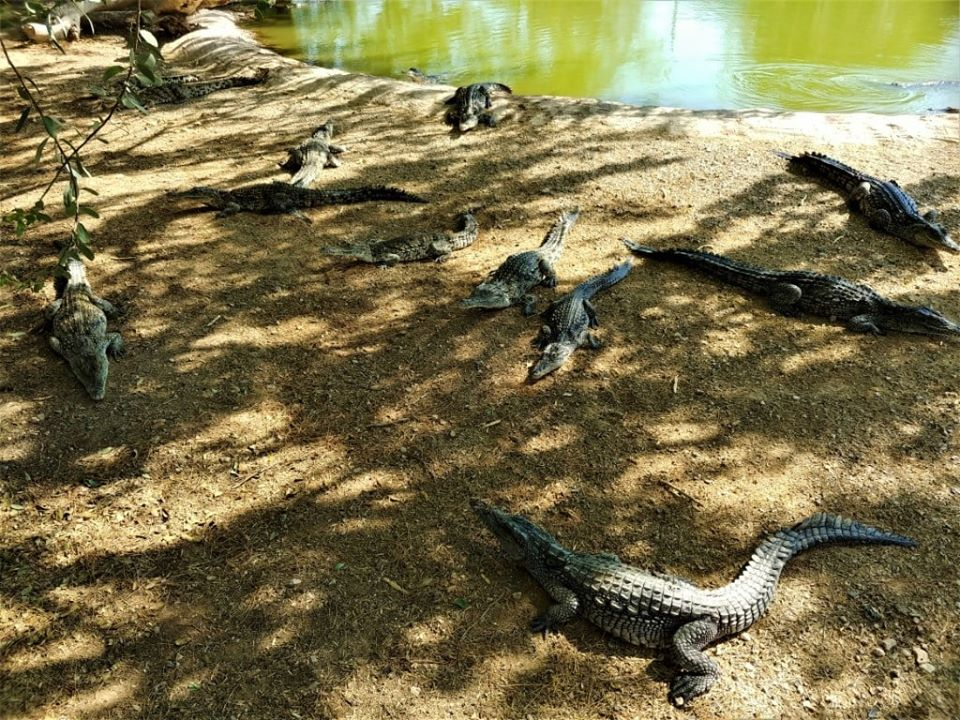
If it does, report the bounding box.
[472,499,915,706]
[623,241,960,337]
[775,150,957,253]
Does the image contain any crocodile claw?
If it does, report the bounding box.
[668,673,716,707]
[529,614,554,637]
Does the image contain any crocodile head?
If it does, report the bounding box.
[880,304,960,337]
[896,212,959,253]
[470,499,562,563]
[528,340,575,381]
[168,186,225,208]
[460,283,512,310]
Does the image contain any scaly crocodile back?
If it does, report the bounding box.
[573,259,633,298]
[304,186,428,207]
[774,150,869,195]
[707,513,915,636]
[55,258,89,298]
[139,68,269,108]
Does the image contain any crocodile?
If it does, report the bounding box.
[529,260,632,381]
[774,150,958,253]
[45,258,124,400]
[461,208,578,316]
[321,212,478,265]
[168,181,427,218]
[132,68,269,108]
[444,82,513,132]
[622,240,960,337]
[471,498,915,706]
[407,67,442,85]
[279,121,348,187]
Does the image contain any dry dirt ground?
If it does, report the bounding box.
[2,14,960,720]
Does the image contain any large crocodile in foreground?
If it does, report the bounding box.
[774,150,958,253]
[529,260,632,381]
[444,82,513,132]
[471,499,915,706]
[321,212,478,265]
[169,182,427,218]
[461,208,578,316]
[46,258,124,400]
[279,121,347,187]
[622,241,960,337]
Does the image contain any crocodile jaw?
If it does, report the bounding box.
[460,285,512,309]
[65,343,110,400]
[881,305,960,336]
[528,342,575,381]
[897,219,959,253]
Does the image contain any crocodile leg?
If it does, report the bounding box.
[90,295,119,318]
[106,332,125,359]
[215,202,243,218]
[584,299,599,328]
[583,332,602,349]
[923,209,939,222]
[538,258,558,288]
[520,295,538,317]
[767,283,803,315]
[866,208,893,232]
[847,314,884,334]
[530,582,579,635]
[45,299,63,320]
[668,618,721,706]
[532,324,552,348]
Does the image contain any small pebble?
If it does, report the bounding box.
[882,638,898,652]
[872,647,885,658]
[287,577,302,587]
[919,662,936,674]
[913,646,929,665]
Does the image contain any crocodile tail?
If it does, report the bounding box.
[716,514,915,631]
[620,238,663,257]
[539,208,579,262]
[309,186,427,206]
[320,242,373,262]
[775,150,867,193]
[575,259,633,298]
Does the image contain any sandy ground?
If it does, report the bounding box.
[2,13,960,720]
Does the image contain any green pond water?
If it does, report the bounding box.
[251,0,960,113]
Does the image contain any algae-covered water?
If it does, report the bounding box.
[251,0,960,113]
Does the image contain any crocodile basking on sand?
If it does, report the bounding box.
[529,260,632,381]
[45,259,124,400]
[471,498,915,706]
[321,212,478,265]
[279,121,347,187]
[622,241,960,337]
[168,181,427,218]
[444,82,513,132]
[775,150,957,253]
[131,68,269,108]
[461,208,578,316]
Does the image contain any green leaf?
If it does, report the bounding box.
[42,116,61,138]
[83,187,100,196]
[120,92,147,114]
[139,29,158,48]
[143,52,158,71]
[74,223,91,245]
[15,107,30,133]
[102,65,126,81]
[79,206,100,218]
[334,562,347,571]
[453,597,469,610]
[33,137,48,164]
[17,86,30,101]
[74,157,92,178]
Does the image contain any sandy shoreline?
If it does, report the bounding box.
[2,11,959,720]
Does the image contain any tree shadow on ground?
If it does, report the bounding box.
[2,30,959,720]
